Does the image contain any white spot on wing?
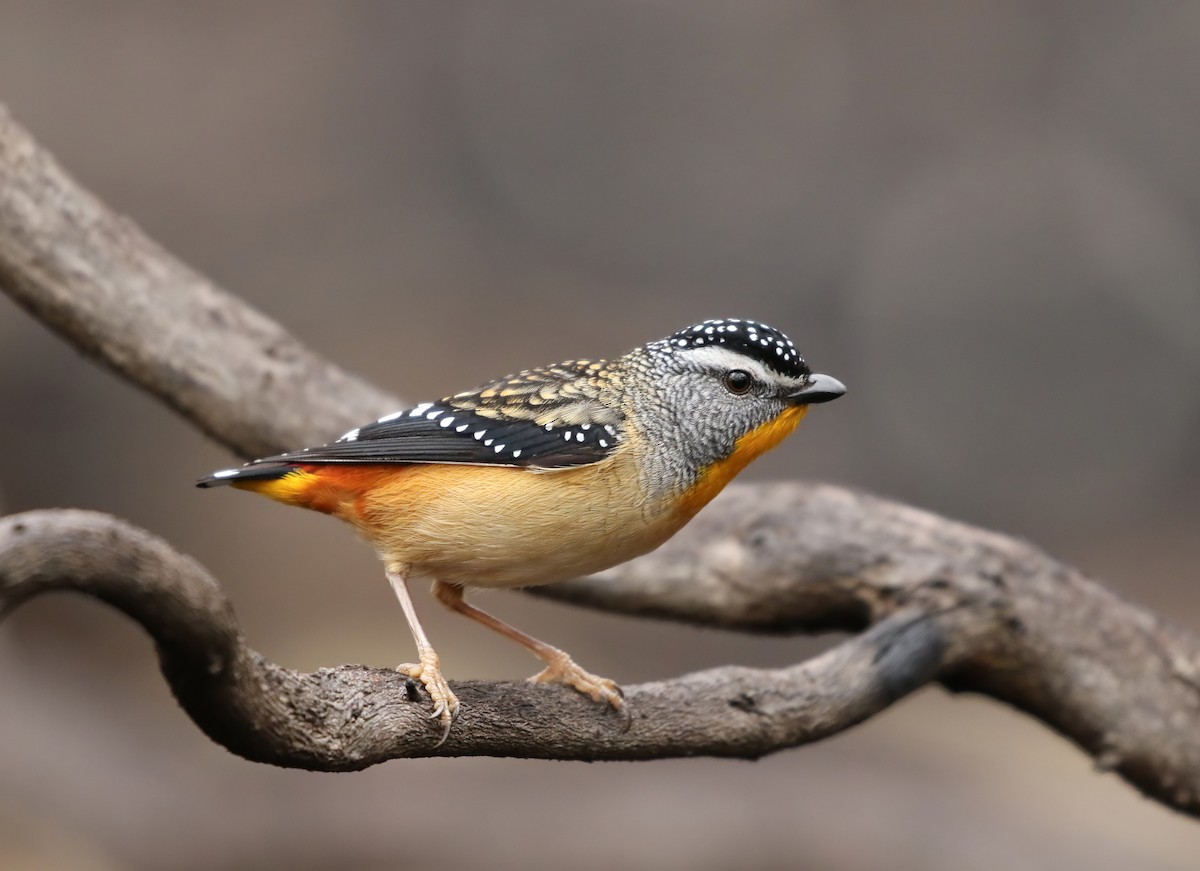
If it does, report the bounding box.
[212,469,240,478]
[378,410,404,423]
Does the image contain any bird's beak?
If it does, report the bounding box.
[786,372,846,405]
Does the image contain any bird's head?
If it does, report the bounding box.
[627,318,845,495]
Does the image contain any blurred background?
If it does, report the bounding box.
[2,2,1199,868]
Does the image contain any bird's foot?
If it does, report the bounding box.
[529,655,630,731]
[397,652,459,746]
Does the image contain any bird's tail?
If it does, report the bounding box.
[195,463,297,489]
[196,461,350,514]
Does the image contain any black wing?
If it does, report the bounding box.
[256,402,622,469]
[232,359,626,475]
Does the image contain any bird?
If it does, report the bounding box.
[197,318,845,743]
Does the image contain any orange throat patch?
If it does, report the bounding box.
[675,405,809,518]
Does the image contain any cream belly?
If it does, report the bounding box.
[349,458,689,589]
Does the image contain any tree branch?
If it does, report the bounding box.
[0,103,393,458]
[541,483,1200,812]
[0,508,943,767]
[2,105,1199,814]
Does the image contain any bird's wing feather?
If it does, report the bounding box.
[251,360,624,471]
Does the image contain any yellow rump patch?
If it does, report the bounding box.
[231,467,324,507]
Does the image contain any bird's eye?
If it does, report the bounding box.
[722,369,754,395]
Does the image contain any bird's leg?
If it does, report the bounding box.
[432,581,628,728]
[386,566,459,745]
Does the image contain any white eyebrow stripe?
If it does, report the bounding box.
[678,345,799,387]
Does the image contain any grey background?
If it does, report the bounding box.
[1,3,1199,869]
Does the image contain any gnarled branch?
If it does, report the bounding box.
[1,104,1199,815]
[0,508,942,767]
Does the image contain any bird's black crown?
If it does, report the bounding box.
[665,318,809,380]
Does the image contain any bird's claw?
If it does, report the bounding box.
[397,655,460,746]
[530,656,630,731]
